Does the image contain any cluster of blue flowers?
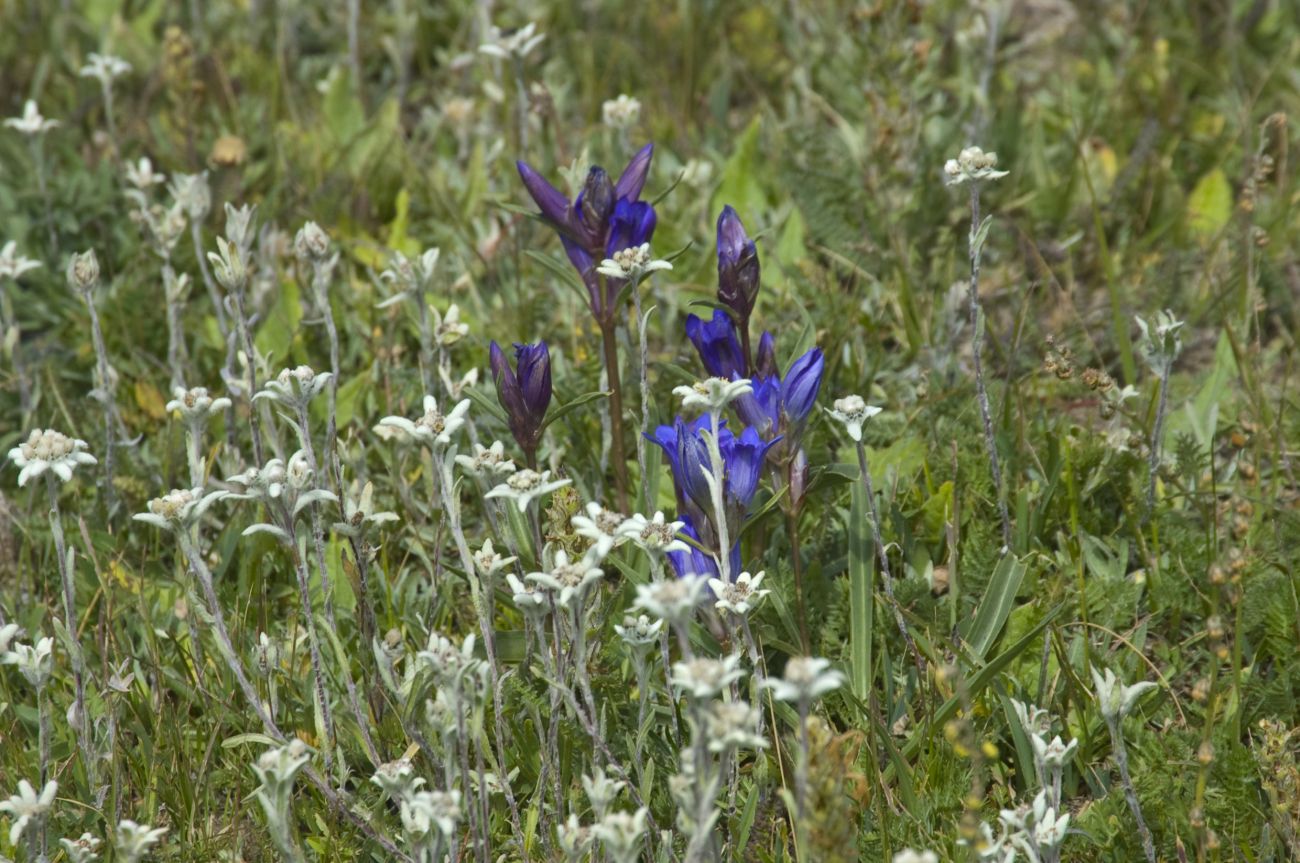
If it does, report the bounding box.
[505,143,825,582]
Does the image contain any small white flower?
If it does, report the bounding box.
[706,700,767,752]
[1010,698,1051,736]
[207,236,246,291]
[613,614,663,648]
[764,656,845,704]
[3,636,55,688]
[709,570,769,617]
[331,481,399,538]
[1135,309,1185,375]
[483,468,571,512]
[255,365,333,408]
[166,385,231,423]
[582,766,625,817]
[79,52,131,84]
[1033,798,1070,850]
[0,241,42,280]
[944,145,1008,185]
[371,758,425,802]
[893,850,939,863]
[1030,733,1078,768]
[7,429,96,486]
[225,459,287,501]
[132,487,228,531]
[293,221,331,262]
[455,440,517,479]
[377,247,441,307]
[828,394,882,442]
[432,303,469,346]
[60,831,103,863]
[439,365,479,400]
[1091,666,1157,723]
[65,249,101,292]
[527,549,604,609]
[0,623,18,654]
[125,157,166,190]
[618,511,689,555]
[556,812,593,857]
[479,22,545,60]
[602,94,642,129]
[591,807,648,863]
[377,395,471,448]
[473,539,516,579]
[572,502,627,558]
[506,572,548,616]
[596,242,672,282]
[0,779,57,846]
[252,738,311,790]
[399,789,462,840]
[674,376,752,412]
[113,820,167,863]
[169,171,211,219]
[672,654,745,700]
[4,100,59,135]
[632,575,707,626]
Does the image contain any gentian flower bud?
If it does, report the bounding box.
[754,331,778,379]
[685,310,745,380]
[733,374,780,437]
[780,347,824,425]
[666,514,740,581]
[716,206,760,323]
[579,167,616,243]
[490,341,552,459]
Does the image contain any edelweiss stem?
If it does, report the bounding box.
[1109,718,1157,863]
[855,440,924,677]
[46,479,92,778]
[967,184,1012,550]
[1146,367,1170,518]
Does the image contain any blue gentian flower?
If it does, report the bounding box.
[646,415,731,512]
[490,340,552,459]
[516,143,655,320]
[666,514,740,580]
[724,426,781,509]
[754,330,778,379]
[732,343,825,440]
[685,309,746,380]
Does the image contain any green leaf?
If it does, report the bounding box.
[960,553,1029,660]
[254,279,303,365]
[1186,167,1232,240]
[847,477,874,701]
[539,390,610,432]
[710,116,766,219]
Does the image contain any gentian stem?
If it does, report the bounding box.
[599,315,631,512]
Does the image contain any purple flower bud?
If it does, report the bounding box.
[716,206,761,322]
[685,310,746,380]
[780,347,824,425]
[666,514,741,581]
[490,340,552,453]
[516,160,573,230]
[755,331,778,379]
[578,167,616,241]
[733,374,780,437]
[614,142,654,202]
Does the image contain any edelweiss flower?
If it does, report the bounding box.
[4,100,59,135]
[371,758,425,802]
[602,94,642,129]
[0,241,42,280]
[944,146,1008,185]
[114,820,167,862]
[400,789,462,840]
[79,52,131,84]
[331,481,399,538]
[596,242,671,282]
[125,156,166,189]
[0,779,57,846]
[764,656,844,704]
[7,429,96,486]
[166,386,231,423]
[706,700,767,752]
[3,637,54,688]
[1091,666,1157,723]
[483,468,570,512]
[617,511,689,555]
[377,395,471,448]
[293,221,331,262]
[674,376,752,412]
[632,576,707,627]
[60,831,102,863]
[377,247,441,308]
[455,441,517,479]
[432,303,469,346]
[671,654,745,700]
[506,572,548,616]
[827,394,881,442]
[572,502,627,558]
[527,549,604,609]
[1031,734,1078,768]
[893,851,939,863]
[613,614,663,648]
[473,539,516,579]
[591,808,647,863]
[255,365,333,408]
[479,22,545,59]
[133,487,228,530]
[708,570,769,617]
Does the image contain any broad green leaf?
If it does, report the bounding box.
[1187,167,1231,240]
[960,553,1029,660]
